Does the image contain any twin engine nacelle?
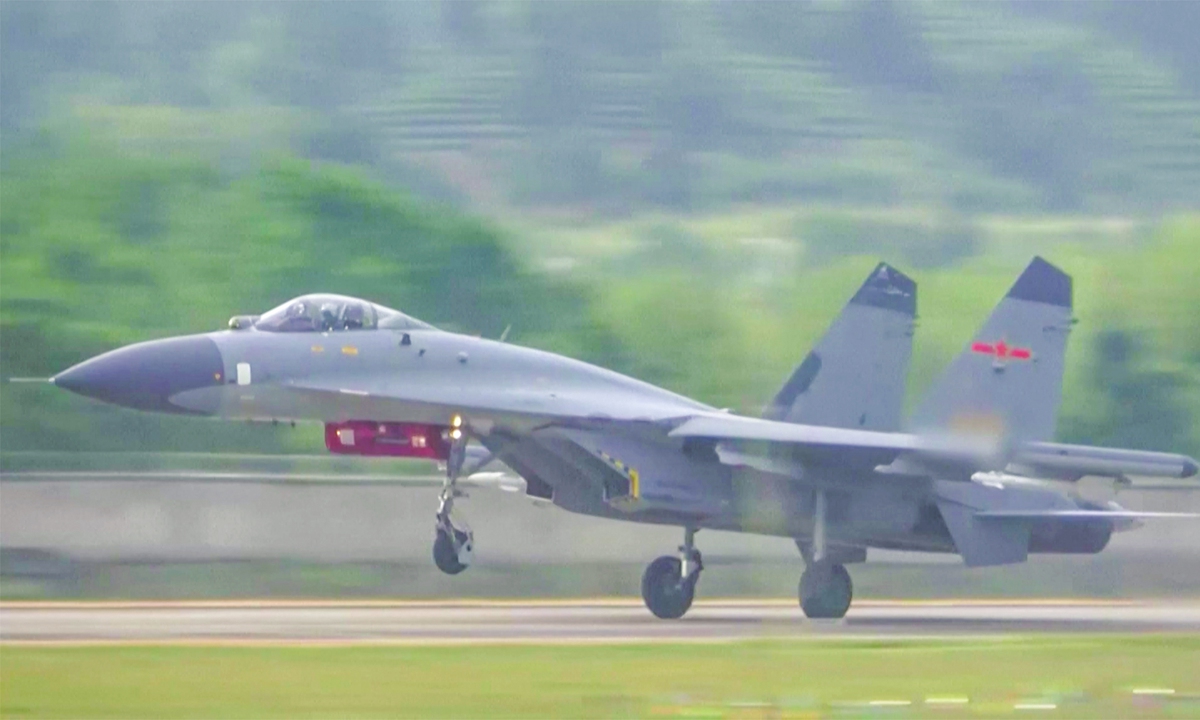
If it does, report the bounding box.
[325,421,451,460]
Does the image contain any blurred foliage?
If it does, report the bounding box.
[795,209,980,269]
[5,1,1200,213]
[1059,330,1192,453]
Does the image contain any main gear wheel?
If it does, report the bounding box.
[641,556,696,619]
[799,563,852,619]
[641,527,703,619]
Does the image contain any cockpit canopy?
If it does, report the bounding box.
[251,294,433,333]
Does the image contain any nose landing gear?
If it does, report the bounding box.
[433,509,473,575]
[432,424,474,576]
[641,527,703,619]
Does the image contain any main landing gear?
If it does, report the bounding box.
[433,424,474,575]
[798,489,853,619]
[799,563,852,619]
[641,527,703,619]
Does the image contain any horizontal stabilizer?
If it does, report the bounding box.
[976,510,1200,520]
[1120,483,1200,492]
[937,499,1030,567]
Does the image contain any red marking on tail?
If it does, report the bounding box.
[972,340,1033,361]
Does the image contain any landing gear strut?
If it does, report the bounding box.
[798,489,853,619]
[432,424,473,575]
[642,527,703,619]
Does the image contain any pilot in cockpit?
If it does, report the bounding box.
[276,300,315,332]
[249,294,433,333]
[319,302,340,332]
[341,302,366,330]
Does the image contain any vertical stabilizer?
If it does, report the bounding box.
[764,262,916,431]
[909,257,1073,442]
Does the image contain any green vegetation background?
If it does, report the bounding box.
[2,1,1199,456]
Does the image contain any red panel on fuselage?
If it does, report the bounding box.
[325,421,451,459]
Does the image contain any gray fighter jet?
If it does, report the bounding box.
[53,258,1199,619]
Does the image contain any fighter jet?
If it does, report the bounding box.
[52,257,1199,619]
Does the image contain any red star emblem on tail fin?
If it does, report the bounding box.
[972,340,1032,361]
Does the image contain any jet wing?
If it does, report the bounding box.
[667,412,930,472]
[280,374,709,428]
[668,413,1200,483]
[668,412,1009,462]
[669,413,920,452]
[276,376,1199,484]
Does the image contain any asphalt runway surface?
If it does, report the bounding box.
[3,600,1200,644]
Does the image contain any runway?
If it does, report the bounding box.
[4,599,1200,644]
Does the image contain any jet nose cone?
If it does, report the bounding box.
[54,335,225,415]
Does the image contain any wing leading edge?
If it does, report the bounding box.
[670,412,920,451]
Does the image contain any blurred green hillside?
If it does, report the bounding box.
[1,1,1199,456]
[2,132,1198,456]
[5,1,1200,214]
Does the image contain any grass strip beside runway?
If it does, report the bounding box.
[3,636,1199,718]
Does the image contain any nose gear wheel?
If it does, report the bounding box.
[433,526,471,575]
[642,557,694,619]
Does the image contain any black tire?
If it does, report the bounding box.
[432,528,467,575]
[641,555,696,620]
[799,563,852,619]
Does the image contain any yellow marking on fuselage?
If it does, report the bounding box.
[311,345,325,353]
[597,449,640,500]
[341,346,358,356]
